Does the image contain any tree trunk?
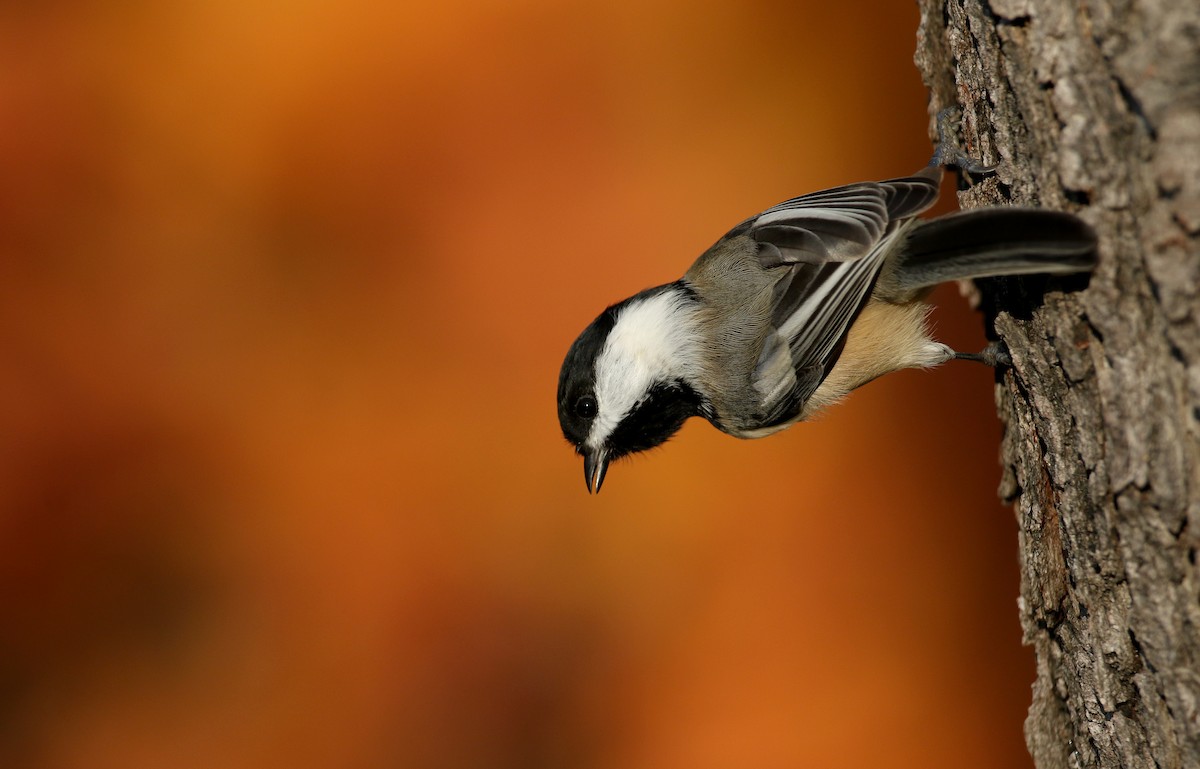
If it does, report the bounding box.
[914,2,1200,768]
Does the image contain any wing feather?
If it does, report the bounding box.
[742,173,940,427]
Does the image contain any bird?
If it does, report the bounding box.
[557,128,1097,494]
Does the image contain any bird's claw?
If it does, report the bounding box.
[955,341,1013,368]
[930,107,997,181]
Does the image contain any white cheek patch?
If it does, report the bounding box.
[586,291,701,450]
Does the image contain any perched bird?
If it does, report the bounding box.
[557,135,1097,493]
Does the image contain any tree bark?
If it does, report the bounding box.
[914,2,1200,768]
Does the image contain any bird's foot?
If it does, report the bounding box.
[929,107,997,180]
[954,341,1013,368]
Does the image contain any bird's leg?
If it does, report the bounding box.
[929,107,996,179]
[954,341,1013,368]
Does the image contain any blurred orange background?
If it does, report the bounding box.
[0,2,1034,768]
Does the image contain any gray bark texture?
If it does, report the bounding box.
[914,2,1200,768]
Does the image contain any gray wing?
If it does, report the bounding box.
[743,171,941,428]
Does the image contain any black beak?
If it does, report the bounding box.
[583,449,609,494]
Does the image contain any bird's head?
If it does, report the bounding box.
[557,286,705,493]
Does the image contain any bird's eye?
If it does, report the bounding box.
[575,396,597,419]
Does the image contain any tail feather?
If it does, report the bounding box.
[888,208,1097,297]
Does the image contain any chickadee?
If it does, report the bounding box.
[557,143,1097,493]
